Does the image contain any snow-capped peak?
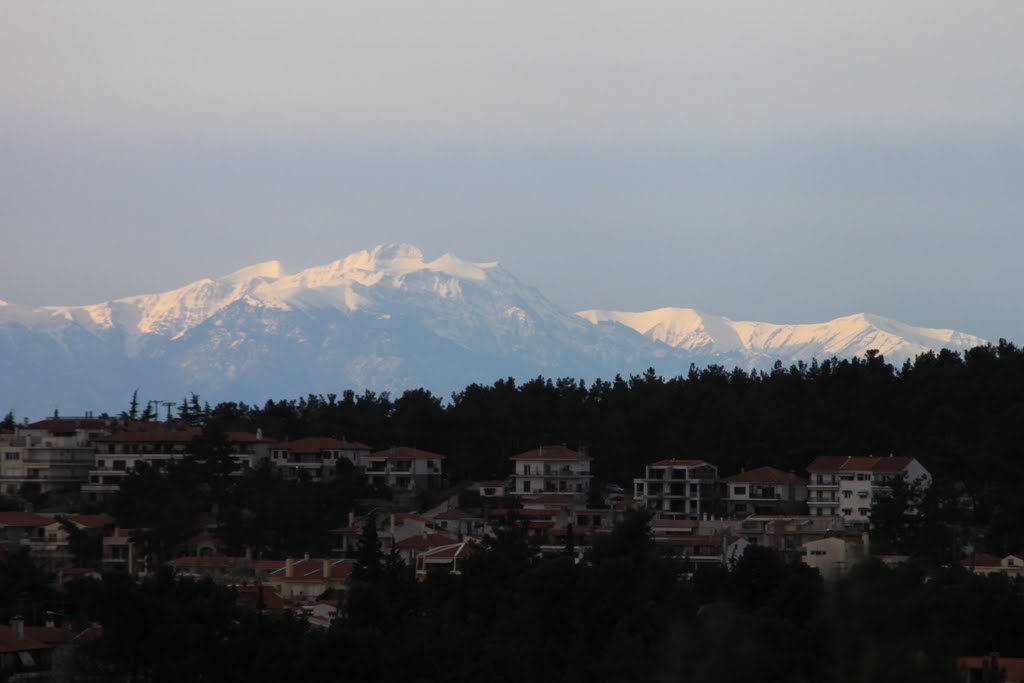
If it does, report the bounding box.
[223,260,286,283]
[578,307,988,365]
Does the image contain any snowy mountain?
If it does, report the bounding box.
[0,244,988,417]
[576,307,987,367]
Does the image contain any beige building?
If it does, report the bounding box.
[509,446,592,501]
[0,417,112,496]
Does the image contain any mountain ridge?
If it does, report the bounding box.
[0,243,989,417]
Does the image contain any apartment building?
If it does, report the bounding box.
[363,447,445,491]
[633,459,719,519]
[509,446,592,501]
[269,437,371,481]
[722,466,808,517]
[807,455,931,525]
[0,417,112,496]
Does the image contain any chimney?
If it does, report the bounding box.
[256,428,263,440]
[285,557,293,578]
[348,511,355,527]
[11,615,24,640]
[303,552,310,561]
[323,559,330,578]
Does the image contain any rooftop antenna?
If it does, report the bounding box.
[162,402,176,422]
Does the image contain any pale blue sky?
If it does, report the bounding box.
[1,2,1022,342]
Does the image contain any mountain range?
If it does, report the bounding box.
[0,244,987,418]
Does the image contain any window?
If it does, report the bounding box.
[734,503,747,512]
[858,491,869,498]
[4,452,18,460]
[97,459,105,468]
[811,550,827,556]
[523,480,531,493]
[858,508,869,516]
[856,473,869,481]
[840,474,854,481]
[523,464,531,475]
[842,508,852,516]
[733,486,746,496]
[843,490,852,498]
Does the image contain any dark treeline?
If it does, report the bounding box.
[178,342,1024,547]
[10,513,1024,682]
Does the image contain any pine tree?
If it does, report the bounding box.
[1,410,14,430]
[353,512,383,582]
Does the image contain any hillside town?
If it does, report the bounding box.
[1,409,1017,680]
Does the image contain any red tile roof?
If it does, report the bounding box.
[366,446,446,460]
[510,446,589,461]
[869,457,915,472]
[269,437,370,453]
[0,512,52,527]
[806,456,850,471]
[225,431,275,444]
[958,656,1024,682]
[961,553,1004,568]
[65,514,116,528]
[0,626,51,653]
[724,466,808,485]
[268,558,356,581]
[396,533,459,550]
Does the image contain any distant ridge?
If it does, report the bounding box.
[0,244,988,417]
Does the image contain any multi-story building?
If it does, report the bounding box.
[806,455,931,525]
[268,437,371,481]
[722,466,808,517]
[363,447,445,491]
[83,425,272,500]
[633,459,719,519]
[509,446,592,501]
[0,417,112,496]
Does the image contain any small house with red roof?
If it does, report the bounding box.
[265,556,357,603]
[961,553,1024,579]
[364,447,445,491]
[633,459,719,520]
[509,446,592,501]
[269,437,371,481]
[722,466,808,517]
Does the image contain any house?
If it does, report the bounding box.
[415,542,476,578]
[364,447,445,491]
[0,416,112,497]
[801,536,867,580]
[806,455,931,525]
[264,556,357,603]
[509,446,592,501]
[432,508,484,538]
[961,554,1024,579]
[722,466,808,517]
[20,513,115,570]
[269,437,371,481]
[0,512,52,553]
[739,514,845,557]
[633,459,719,519]
[102,527,146,575]
[395,532,460,565]
[653,533,748,567]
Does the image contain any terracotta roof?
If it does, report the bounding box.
[806,456,850,471]
[961,553,1004,568]
[650,459,710,467]
[869,457,915,472]
[23,418,110,431]
[393,512,434,526]
[268,558,356,581]
[270,437,370,453]
[0,512,52,527]
[237,585,286,610]
[225,431,275,444]
[396,533,459,550]
[0,625,51,653]
[253,559,287,571]
[724,466,808,485]
[366,446,445,460]
[25,626,75,645]
[65,514,116,528]
[166,556,245,570]
[510,446,589,461]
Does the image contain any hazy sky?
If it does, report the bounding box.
[2,2,1022,341]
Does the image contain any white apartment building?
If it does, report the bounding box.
[0,417,112,496]
[806,455,931,526]
[509,446,592,500]
[633,459,719,520]
[722,466,809,517]
[364,447,445,491]
[269,437,371,481]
